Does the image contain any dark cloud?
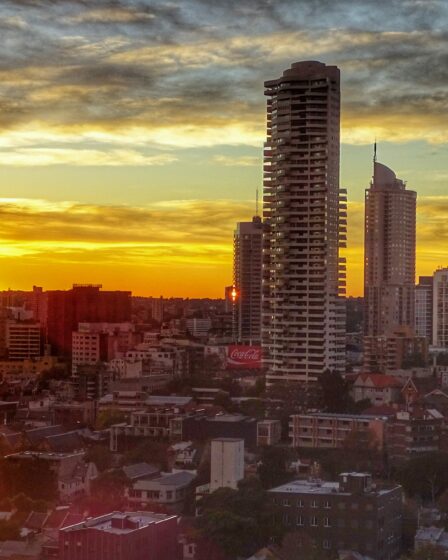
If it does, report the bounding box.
[0,0,447,146]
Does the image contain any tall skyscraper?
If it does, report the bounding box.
[262,61,346,385]
[415,275,434,342]
[364,159,416,338]
[433,268,448,348]
[233,215,263,344]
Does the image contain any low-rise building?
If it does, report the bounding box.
[59,511,179,560]
[210,438,244,492]
[414,526,448,553]
[257,420,282,447]
[269,472,402,560]
[289,413,387,450]
[126,472,196,513]
[351,374,403,406]
[386,408,443,464]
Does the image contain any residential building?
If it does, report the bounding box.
[414,526,448,553]
[5,451,97,502]
[262,60,346,385]
[364,158,417,369]
[50,400,96,428]
[126,472,196,513]
[186,318,212,338]
[415,276,433,342]
[59,511,179,560]
[433,268,448,348]
[351,373,403,406]
[363,325,428,373]
[289,412,387,449]
[6,321,41,361]
[269,472,402,559]
[210,438,244,492]
[257,419,282,446]
[386,408,443,464]
[234,216,263,344]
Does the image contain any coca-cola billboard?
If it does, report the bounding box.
[226,345,262,369]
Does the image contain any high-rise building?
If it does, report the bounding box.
[363,159,417,371]
[233,216,263,343]
[415,276,434,342]
[433,268,448,348]
[262,61,346,385]
[364,160,416,338]
[210,437,244,492]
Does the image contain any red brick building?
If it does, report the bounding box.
[40,285,131,356]
[59,511,179,560]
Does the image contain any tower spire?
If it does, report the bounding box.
[373,140,377,163]
[255,187,259,217]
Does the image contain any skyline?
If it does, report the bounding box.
[0,0,447,297]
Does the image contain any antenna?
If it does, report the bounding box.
[255,188,259,217]
[373,140,377,163]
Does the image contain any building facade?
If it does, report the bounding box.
[433,268,448,348]
[289,412,386,450]
[364,159,416,369]
[262,60,346,385]
[234,216,263,344]
[210,438,244,492]
[6,321,41,360]
[59,512,179,560]
[415,276,433,342]
[269,472,402,560]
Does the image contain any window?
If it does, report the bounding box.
[310,516,318,527]
[323,540,331,550]
[324,517,331,527]
[323,500,331,509]
[296,515,304,527]
[283,498,291,507]
[283,513,290,525]
[311,499,318,508]
[297,499,304,508]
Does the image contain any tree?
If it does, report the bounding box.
[96,408,127,430]
[197,478,284,559]
[0,457,57,501]
[0,520,20,541]
[87,470,128,514]
[397,453,448,502]
[84,445,113,472]
[257,446,291,490]
[319,369,349,412]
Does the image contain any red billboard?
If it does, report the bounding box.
[226,345,262,369]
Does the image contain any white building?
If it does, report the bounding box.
[186,318,212,338]
[262,61,346,385]
[210,438,244,492]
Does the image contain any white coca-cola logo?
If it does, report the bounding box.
[229,347,261,361]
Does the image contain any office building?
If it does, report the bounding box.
[233,216,263,343]
[433,268,448,348]
[59,511,179,560]
[364,158,416,353]
[415,276,433,342]
[262,60,346,385]
[269,472,402,559]
[210,437,244,492]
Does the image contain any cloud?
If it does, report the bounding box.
[213,155,260,166]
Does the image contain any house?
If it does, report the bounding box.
[414,526,448,553]
[352,374,403,406]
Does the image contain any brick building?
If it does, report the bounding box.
[289,412,387,450]
[269,472,402,559]
[59,511,179,560]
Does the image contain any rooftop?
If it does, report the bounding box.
[62,512,176,535]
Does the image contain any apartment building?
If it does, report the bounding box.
[269,472,402,559]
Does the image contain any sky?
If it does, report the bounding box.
[0,0,447,297]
